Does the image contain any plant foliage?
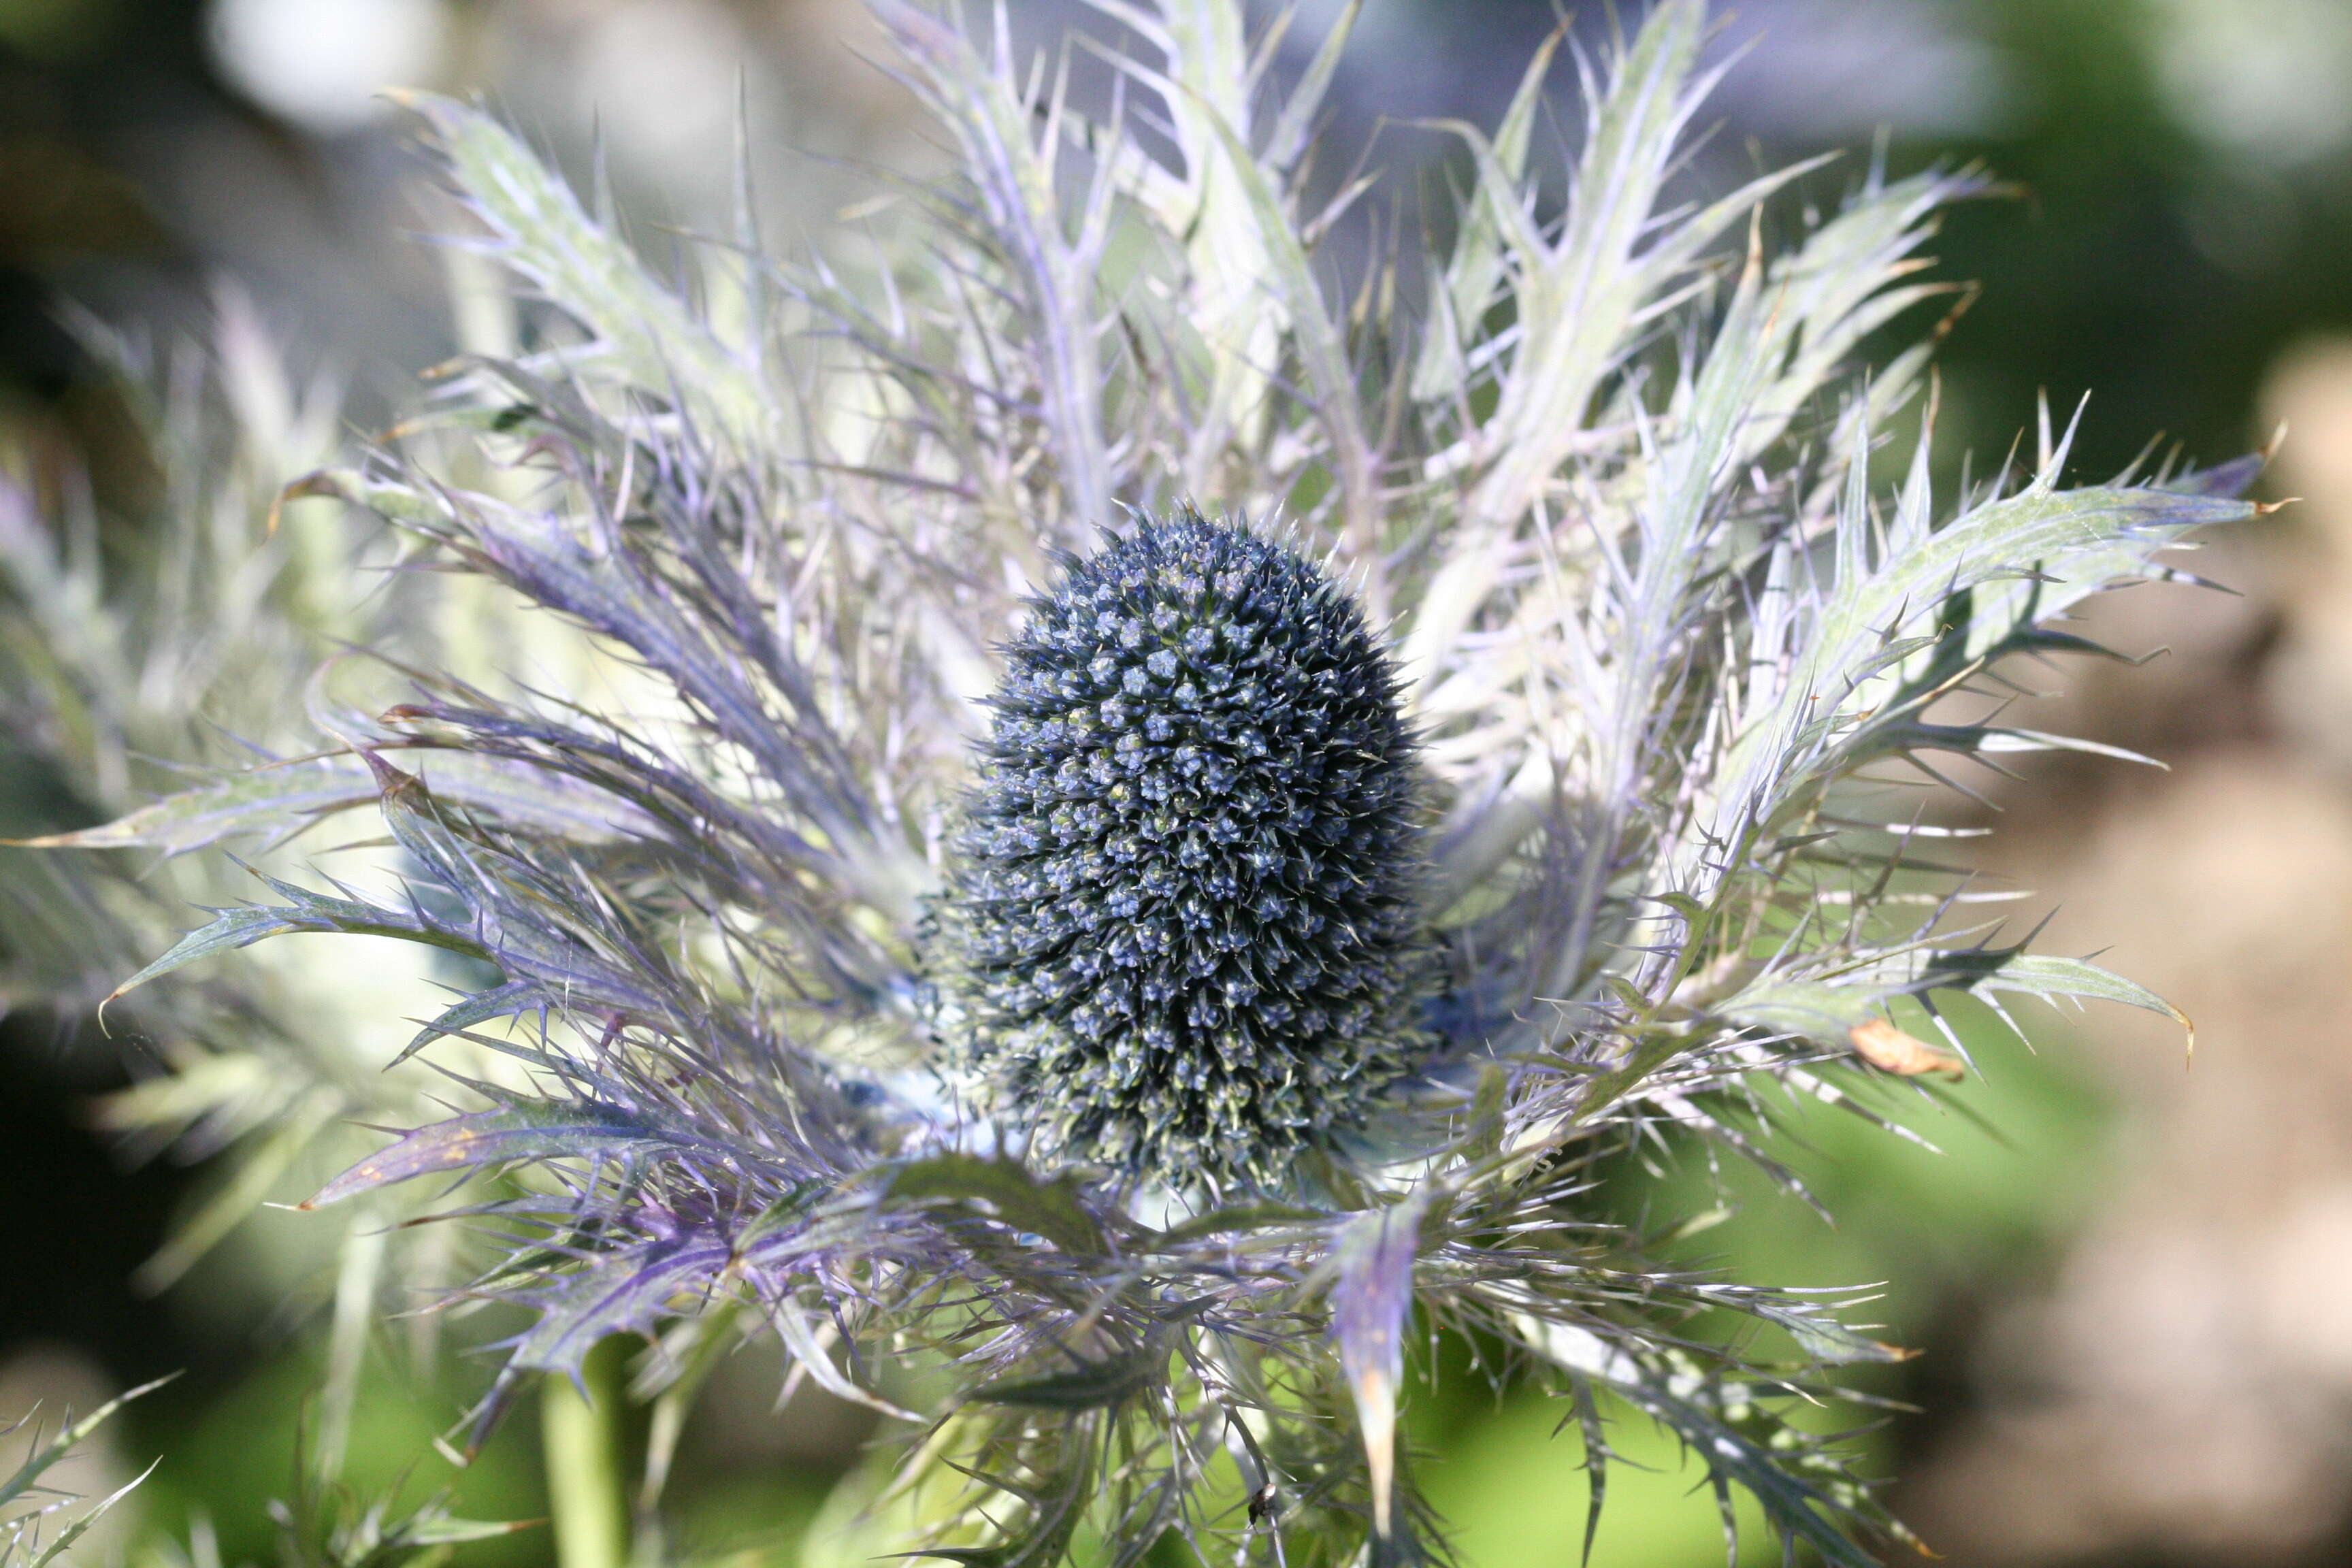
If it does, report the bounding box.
[0,1377,165,1568]
[0,1,2259,1563]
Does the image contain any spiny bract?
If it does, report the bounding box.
[938,508,1429,1187]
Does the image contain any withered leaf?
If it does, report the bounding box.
[1849,1018,1965,1079]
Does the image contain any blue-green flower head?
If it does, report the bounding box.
[941,507,1431,1189]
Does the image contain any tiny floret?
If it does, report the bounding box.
[937,508,1429,1187]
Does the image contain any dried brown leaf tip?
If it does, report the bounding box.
[1850,1019,1966,1079]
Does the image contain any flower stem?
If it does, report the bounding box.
[543,1336,635,1568]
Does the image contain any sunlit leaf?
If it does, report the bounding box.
[303,1100,692,1209]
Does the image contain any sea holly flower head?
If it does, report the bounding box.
[936,507,1430,1190]
[1,0,2260,1563]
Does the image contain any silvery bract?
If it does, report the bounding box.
[0,0,2254,1562]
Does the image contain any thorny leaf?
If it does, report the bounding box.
[7,752,651,858]
[302,1101,693,1209]
[883,1154,1103,1256]
[1330,1192,1428,1541]
[103,882,499,1007]
[967,1344,1164,1410]
[511,1231,736,1377]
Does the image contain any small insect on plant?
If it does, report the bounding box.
[0,0,2258,1564]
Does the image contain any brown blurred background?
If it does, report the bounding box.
[8,1,2352,1564]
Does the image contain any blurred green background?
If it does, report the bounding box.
[6,1,2352,1565]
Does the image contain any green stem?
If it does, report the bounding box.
[543,1336,634,1568]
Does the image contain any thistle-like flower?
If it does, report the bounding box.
[0,1,2262,1563]
[939,508,1427,1187]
